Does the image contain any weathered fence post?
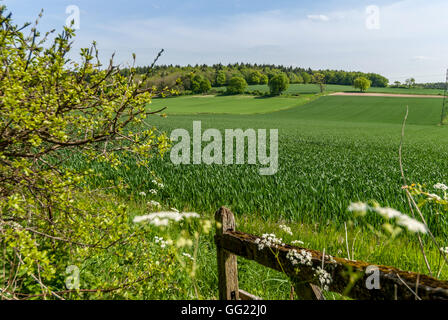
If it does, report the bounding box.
[215,206,239,300]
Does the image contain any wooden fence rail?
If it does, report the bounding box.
[214,206,448,300]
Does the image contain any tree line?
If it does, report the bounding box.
[120,63,389,94]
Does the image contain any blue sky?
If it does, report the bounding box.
[3,0,448,82]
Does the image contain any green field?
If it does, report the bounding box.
[215,83,446,96]
[150,94,318,114]
[81,94,448,298]
[142,95,448,225]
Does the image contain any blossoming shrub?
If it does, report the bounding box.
[0,6,177,299]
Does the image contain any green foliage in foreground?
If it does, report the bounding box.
[0,6,173,299]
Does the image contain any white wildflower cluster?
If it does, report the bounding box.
[426,193,442,201]
[286,249,313,267]
[347,202,368,212]
[139,189,158,196]
[441,247,448,255]
[154,236,171,248]
[348,202,427,234]
[148,200,161,208]
[133,211,200,226]
[254,233,284,250]
[291,240,304,246]
[434,183,448,191]
[279,224,293,236]
[313,266,332,291]
[152,179,164,189]
[182,252,194,261]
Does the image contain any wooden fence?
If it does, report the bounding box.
[214,206,448,300]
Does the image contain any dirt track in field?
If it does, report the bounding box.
[330,92,445,98]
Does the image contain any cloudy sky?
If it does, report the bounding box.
[3,0,448,83]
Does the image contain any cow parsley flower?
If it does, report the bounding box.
[152,179,164,189]
[254,233,284,250]
[395,215,427,233]
[182,252,194,260]
[374,206,403,220]
[148,200,161,208]
[427,193,442,201]
[133,211,200,226]
[139,191,147,197]
[154,236,171,248]
[441,247,448,255]
[291,240,304,246]
[279,224,293,236]
[149,189,158,195]
[314,266,332,291]
[287,249,313,266]
[434,183,448,191]
[348,202,368,213]
[348,203,427,234]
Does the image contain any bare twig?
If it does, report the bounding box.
[398,106,433,275]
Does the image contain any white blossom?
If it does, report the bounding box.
[152,179,164,189]
[395,215,427,233]
[348,202,368,212]
[279,224,293,236]
[139,191,147,197]
[287,249,313,267]
[434,183,448,191]
[154,236,171,248]
[440,247,448,255]
[133,211,200,226]
[291,240,304,246]
[314,266,332,291]
[148,200,161,208]
[182,252,194,260]
[374,207,403,220]
[427,193,442,201]
[348,203,427,234]
[255,233,284,250]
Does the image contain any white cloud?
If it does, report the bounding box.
[307,15,329,22]
[412,56,433,61]
[69,0,448,83]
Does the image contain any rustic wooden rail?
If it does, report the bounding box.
[214,206,448,300]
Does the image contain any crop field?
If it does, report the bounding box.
[150,94,317,114]
[61,93,448,298]
[90,94,448,234]
[141,95,448,228]
[215,83,447,96]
